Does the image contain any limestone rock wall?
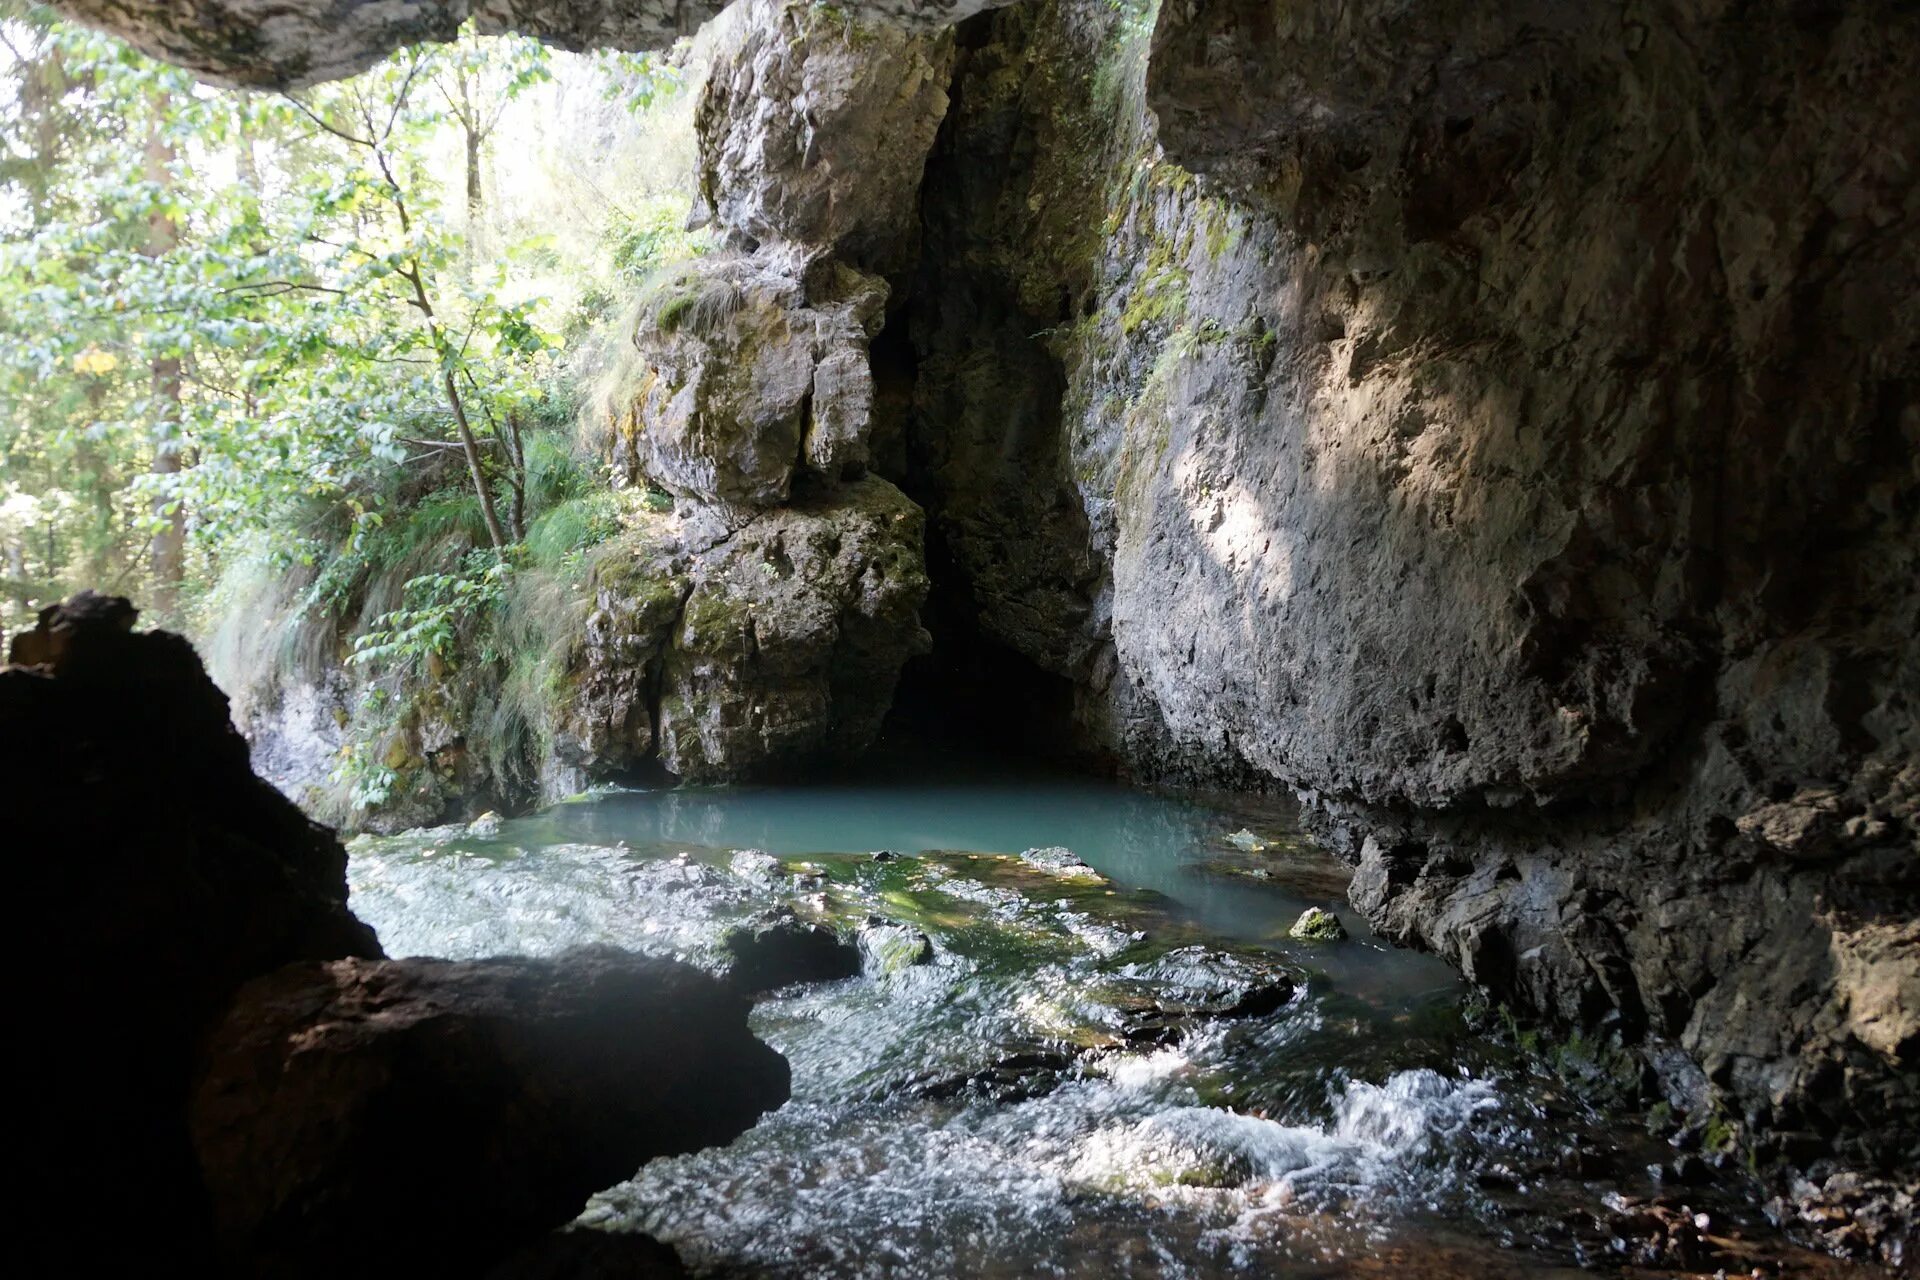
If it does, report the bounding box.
[563,0,943,785]
[46,0,1002,88]
[904,0,1919,1253]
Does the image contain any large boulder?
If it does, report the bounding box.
[693,0,957,279]
[3,594,795,1272]
[192,951,789,1277]
[5,593,383,1263]
[610,251,889,506]
[658,475,931,779]
[554,475,930,784]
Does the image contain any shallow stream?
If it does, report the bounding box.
[347,760,1867,1278]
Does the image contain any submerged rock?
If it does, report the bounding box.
[1104,946,1301,1041]
[1019,846,1105,881]
[902,1047,1077,1104]
[857,916,935,975]
[1289,907,1349,943]
[193,950,788,1276]
[723,907,861,993]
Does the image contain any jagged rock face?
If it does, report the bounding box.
[910,0,1918,1246]
[557,476,929,783]
[613,251,890,505]
[192,950,788,1276]
[904,4,1109,687]
[693,0,956,279]
[1131,0,1919,812]
[1124,0,1920,1186]
[658,475,931,778]
[45,0,1002,89]
[573,0,944,784]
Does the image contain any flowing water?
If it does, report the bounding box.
[347,757,1867,1278]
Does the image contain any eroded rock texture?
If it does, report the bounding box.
[554,475,929,784]
[902,0,1918,1255]
[564,0,942,784]
[693,0,956,279]
[45,0,998,88]
[1131,0,1920,1201]
[37,0,1920,1254]
[612,251,892,504]
[193,951,787,1276]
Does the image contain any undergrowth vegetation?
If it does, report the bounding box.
[1,7,716,826]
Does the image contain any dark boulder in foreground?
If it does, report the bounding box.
[3,594,791,1273]
[193,951,788,1277]
[6,592,383,1263]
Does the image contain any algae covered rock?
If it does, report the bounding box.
[1289,907,1349,943]
[552,537,691,784]
[658,475,930,780]
[857,917,935,975]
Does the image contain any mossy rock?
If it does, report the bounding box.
[1288,907,1348,942]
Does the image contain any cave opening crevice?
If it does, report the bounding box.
[868,15,1101,769]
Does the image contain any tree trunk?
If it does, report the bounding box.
[144,97,185,616]
[442,365,509,551]
[236,93,262,194]
[466,120,484,260]
[506,410,527,541]
[461,68,485,265]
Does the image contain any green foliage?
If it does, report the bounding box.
[349,552,509,675]
[641,262,749,336]
[592,48,686,115]
[2,7,709,824]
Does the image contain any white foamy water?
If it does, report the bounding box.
[345,777,1619,1277]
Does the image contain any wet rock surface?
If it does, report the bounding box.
[32,0,1920,1259]
[723,906,861,992]
[193,950,788,1276]
[900,0,1920,1253]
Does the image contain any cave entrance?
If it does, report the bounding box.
[881,525,1084,766]
[866,309,1087,768]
